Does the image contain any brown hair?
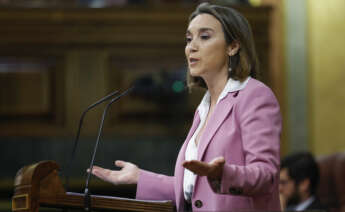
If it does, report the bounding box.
[187,2,259,89]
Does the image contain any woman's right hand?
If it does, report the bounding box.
[88,160,139,185]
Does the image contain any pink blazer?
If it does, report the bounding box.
[136,78,282,211]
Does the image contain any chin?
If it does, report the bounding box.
[189,68,203,77]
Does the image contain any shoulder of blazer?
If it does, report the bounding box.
[232,78,278,121]
[241,78,272,94]
[236,78,277,103]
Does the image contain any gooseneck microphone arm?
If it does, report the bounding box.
[84,87,134,211]
[65,90,119,191]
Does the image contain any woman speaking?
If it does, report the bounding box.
[89,2,282,211]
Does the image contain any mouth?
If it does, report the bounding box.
[189,57,199,66]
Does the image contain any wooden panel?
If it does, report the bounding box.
[0,7,190,46]
[0,58,61,118]
[0,60,51,116]
[0,5,275,136]
[0,56,65,136]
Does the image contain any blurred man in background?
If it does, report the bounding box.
[279,152,327,211]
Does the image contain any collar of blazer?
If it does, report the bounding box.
[197,77,251,127]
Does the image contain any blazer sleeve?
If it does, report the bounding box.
[136,169,176,204]
[215,84,282,196]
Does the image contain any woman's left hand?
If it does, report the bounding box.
[182,156,225,180]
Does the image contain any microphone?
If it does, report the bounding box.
[65,90,119,191]
[84,87,134,211]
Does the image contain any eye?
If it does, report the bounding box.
[200,34,210,40]
[186,36,192,43]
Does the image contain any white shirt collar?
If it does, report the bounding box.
[294,196,315,211]
[197,77,250,121]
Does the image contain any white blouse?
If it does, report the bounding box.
[183,77,250,202]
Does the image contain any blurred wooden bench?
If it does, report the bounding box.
[317,152,345,212]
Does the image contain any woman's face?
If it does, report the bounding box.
[185,13,230,81]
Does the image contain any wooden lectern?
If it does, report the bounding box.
[12,161,175,212]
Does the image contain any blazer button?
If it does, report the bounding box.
[194,200,203,208]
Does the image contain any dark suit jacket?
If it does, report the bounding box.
[306,197,327,211]
[286,197,327,212]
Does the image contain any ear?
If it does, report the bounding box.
[227,41,240,57]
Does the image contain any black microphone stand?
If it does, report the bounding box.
[84,87,134,211]
[65,90,119,192]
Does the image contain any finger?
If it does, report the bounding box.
[210,157,225,166]
[86,165,101,173]
[91,165,106,173]
[185,160,210,167]
[89,166,108,176]
[114,160,126,168]
[92,167,111,181]
[183,160,211,176]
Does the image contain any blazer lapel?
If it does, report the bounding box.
[197,93,236,161]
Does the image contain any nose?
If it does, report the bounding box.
[191,41,198,53]
[187,39,198,54]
